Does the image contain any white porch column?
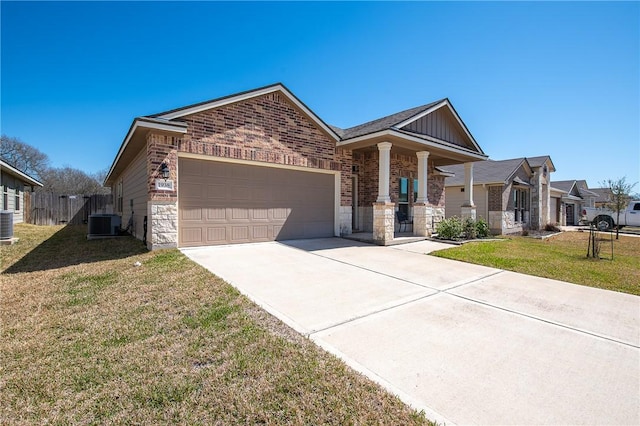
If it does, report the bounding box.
[416,151,429,204]
[461,161,477,220]
[376,142,392,202]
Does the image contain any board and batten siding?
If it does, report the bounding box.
[402,106,469,148]
[117,148,148,241]
[1,172,25,223]
[445,185,489,220]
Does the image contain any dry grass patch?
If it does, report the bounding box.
[432,231,640,295]
[1,224,431,424]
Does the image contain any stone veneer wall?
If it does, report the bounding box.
[147,133,180,249]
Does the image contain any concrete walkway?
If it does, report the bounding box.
[181,238,640,425]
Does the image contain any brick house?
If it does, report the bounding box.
[105,83,487,249]
[443,156,556,234]
[551,180,598,226]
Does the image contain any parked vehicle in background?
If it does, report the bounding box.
[582,201,640,230]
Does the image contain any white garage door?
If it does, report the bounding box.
[178,158,335,247]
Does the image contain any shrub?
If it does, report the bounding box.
[544,223,561,232]
[463,217,477,240]
[475,217,491,238]
[436,216,463,240]
[436,217,492,240]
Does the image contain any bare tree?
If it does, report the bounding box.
[39,167,110,195]
[600,176,637,239]
[0,135,49,179]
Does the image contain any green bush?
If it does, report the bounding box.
[435,216,492,240]
[436,216,463,240]
[463,217,477,240]
[475,218,490,238]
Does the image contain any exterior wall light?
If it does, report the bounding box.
[160,162,170,180]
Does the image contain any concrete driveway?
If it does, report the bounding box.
[182,238,640,425]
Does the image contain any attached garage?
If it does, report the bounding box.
[178,157,337,247]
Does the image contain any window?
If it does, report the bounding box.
[2,186,7,210]
[398,177,409,216]
[15,192,20,211]
[413,179,419,202]
[514,188,529,222]
[634,203,640,211]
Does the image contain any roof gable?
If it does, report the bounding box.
[338,98,484,156]
[399,103,477,151]
[527,155,556,172]
[0,159,43,187]
[151,83,339,142]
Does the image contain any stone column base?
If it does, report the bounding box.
[413,203,434,237]
[461,205,477,221]
[148,200,178,250]
[373,202,395,245]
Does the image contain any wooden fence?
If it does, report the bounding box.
[25,192,113,226]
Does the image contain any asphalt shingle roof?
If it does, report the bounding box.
[550,180,576,193]
[443,158,527,186]
[526,155,550,168]
[338,100,445,140]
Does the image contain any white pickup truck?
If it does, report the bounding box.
[582,201,640,230]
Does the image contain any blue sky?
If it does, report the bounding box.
[2,1,638,187]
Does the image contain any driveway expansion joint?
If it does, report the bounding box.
[308,292,439,337]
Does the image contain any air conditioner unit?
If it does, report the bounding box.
[0,211,13,240]
[88,214,121,236]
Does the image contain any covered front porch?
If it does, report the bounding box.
[342,135,486,245]
[335,98,488,245]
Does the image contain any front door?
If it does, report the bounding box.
[566,204,575,225]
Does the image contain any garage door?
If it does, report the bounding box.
[178,158,335,247]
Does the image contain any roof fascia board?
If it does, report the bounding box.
[550,186,568,194]
[157,85,283,120]
[394,99,484,155]
[0,160,43,187]
[156,84,340,142]
[337,129,488,161]
[105,118,187,185]
[392,129,488,160]
[393,100,447,129]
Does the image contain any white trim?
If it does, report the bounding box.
[394,100,448,129]
[158,85,283,119]
[0,159,43,187]
[178,152,341,237]
[156,84,340,142]
[105,118,187,184]
[393,99,483,154]
[337,129,487,161]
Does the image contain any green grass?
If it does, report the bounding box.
[1,224,432,425]
[432,231,640,295]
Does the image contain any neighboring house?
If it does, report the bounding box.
[443,156,555,234]
[0,159,43,223]
[550,180,598,225]
[590,187,614,208]
[105,83,487,249]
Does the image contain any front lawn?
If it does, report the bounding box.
[1,224,430,424]
[432,231,640,295]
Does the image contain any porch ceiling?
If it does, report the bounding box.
[338,129,487,166]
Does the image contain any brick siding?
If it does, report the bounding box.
[147,133,179,202]
[174,92,352,206]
